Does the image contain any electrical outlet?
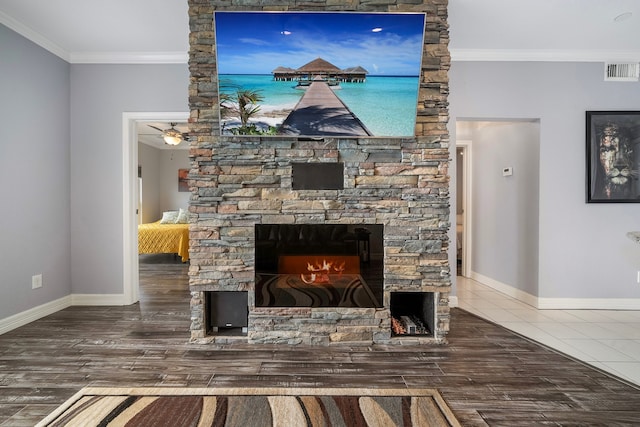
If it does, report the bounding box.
[32,274,42,289]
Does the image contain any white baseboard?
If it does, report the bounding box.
[537,298,640,310]
[71,294,128,306]
[470,272,538,307]
[0,296,72,335]
[469,271,640,310]
[0,294,130,335]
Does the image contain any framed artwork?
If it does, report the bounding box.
[178,169,189,192]
[213,11,425,138]
[586,111,640,202]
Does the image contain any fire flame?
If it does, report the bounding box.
[300,259,346,284]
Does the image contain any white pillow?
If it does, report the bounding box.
[176,208,188,224]
[160,211,178,224]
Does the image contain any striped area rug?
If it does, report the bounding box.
[37,387,460,427]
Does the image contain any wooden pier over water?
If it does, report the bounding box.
[278,80,373,136]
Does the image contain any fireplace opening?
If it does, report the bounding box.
[390,292,435,337]
[255,224,383,308]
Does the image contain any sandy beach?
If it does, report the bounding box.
[221,105,294,134]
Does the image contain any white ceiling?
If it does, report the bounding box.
[0,0,189,63]
[449,0,640,62]
[1,0,639,63]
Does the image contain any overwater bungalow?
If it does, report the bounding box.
[271,57,368,84]
[272,66,297,81]
[295,57,341,82]
[340,66,368,83]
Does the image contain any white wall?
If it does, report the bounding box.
[0,25,71,320]
[70,64,189,296]
[159,149,190,213]
[450,61,640,305]
[138,144,190,223]
[138,143,161,224]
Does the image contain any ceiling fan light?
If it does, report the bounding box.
[163,130,183,145]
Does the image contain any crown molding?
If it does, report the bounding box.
[0,12,187,64]
[451,48,640,63]
[0,10,69,62]
[3,12,638,66]
[69,51,188,64]
[65,49,640,65]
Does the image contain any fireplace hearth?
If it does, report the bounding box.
[187,0,452,345]
[189,139,451,344]
[187,136,452,347]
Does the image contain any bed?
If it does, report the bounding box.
[138,221,190,262]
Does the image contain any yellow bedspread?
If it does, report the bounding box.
[138,221,189,262]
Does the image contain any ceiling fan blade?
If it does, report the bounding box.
[148,124,165,132]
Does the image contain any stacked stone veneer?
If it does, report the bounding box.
[187,0,451,345]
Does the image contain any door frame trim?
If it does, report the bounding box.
[457,140,473,277]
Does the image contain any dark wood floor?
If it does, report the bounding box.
[2,254,640,426]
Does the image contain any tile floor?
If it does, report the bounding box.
[456,275,640,387]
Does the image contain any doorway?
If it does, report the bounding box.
[455,120,540,297]
[122,112,189,305]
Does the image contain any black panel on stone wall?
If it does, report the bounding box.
[207,291,248,329]
[292,162,344,190]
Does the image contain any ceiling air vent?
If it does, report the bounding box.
[604,62,639,82]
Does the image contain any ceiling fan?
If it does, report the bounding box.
[148,122,190,146]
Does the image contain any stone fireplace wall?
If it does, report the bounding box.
[187,0,451,344]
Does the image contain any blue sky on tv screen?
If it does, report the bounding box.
[214,12,425,76]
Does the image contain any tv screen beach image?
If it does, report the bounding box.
[214,11,426,137]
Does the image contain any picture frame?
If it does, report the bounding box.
[178,169,189,192]
[213,11,426,138]
[586,111,640,203]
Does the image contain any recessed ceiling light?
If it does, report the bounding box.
[614,12,632,22]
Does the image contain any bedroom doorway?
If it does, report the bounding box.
[122,112,189,305]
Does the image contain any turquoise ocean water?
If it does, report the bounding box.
[219,74,419,136]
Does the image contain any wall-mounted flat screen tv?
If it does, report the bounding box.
[214,11,426,138]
